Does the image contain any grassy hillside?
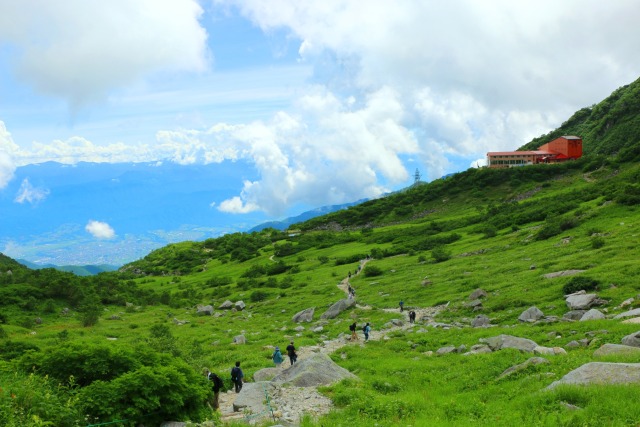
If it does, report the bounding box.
[519,76,640,160]
[2,154,640,426]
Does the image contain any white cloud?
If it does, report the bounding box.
[85,220,116,239]
[14,179,50,204]
[0,0,208,108]
[0,122,18,188]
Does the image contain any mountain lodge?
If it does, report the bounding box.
[486,136,582,169]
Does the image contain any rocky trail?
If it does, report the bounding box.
[216,258,443,425]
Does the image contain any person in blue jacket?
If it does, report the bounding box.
[272,346,283,368]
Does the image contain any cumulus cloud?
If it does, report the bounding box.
[85,220,116,239]
[0,0,208,108]
[14,179,50,204]
[0,122,19,189]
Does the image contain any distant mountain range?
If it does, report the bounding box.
[16,259,118,276]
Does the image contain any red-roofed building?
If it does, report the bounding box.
[486,136,582,169]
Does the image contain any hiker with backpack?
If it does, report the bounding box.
[286,341,297,365]
[272,346,283,368]
[409,310,416,324]
[230,361,244,393]
[363,322,371,341]
[205,368,224,409]
[349,322,358,340]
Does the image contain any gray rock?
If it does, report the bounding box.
[471,315,491,328]
[469,289,488,300]
[621,331,640,347]
[160,422,187,427]
[436,346,457,355]
[313,326,324,333]
[614,308,640,319]
[593,343,640,357]
[533,346,567,356]
[109,315,121,320]
[253,367,281,382]
[34,317,42,324]
[518,306,544,322]
[579,309,605,321]
[391,319,404,327]
[563,310,587,321]
[498,357,549,379]
[233,381,278,412]
[294,326,305,332]
[466,299,483,308]
[463,344,493,355]
[547,362,640,389]
[292,307,315,323]
[235,301,246,311]
[219,300,233,310]
[320,298,356,319]
[233,335,246,345]
[543,270,586,279]
[271,353,357,387]
[565,340,581,349]
[196,304,214,316]
[565,293,598,310]
[481,334,538,352]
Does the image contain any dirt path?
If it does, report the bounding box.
[217,257,443,425]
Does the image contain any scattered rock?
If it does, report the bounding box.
[294,326,305,332]
[614,308,640,319]
[498,357,549,379]
[109,315,122,320]
[292,308,315,323]
[543,270,586,279]
[563,310,587,321]
[481,334,538,352]
[253,367,281,382]
[579,309,605,321]
[593,343,640,357]
[219,300,233,310]
[320,298,356,319]
[436,346,457,355]
[518,306,544,323]
[235,301,246,311]
[471,315,491,328]
[565,293,598,310]
[533,346,567,356]
[618,298,635,309]
[622,317,640,324]
[466,299,483,308]
[196,305,214,316]
[469,289,488,300]
[233,381,277,413]
[621,331,640,347]
[547,362,640,389]
[313,326,324,333]
[233,335,246,345]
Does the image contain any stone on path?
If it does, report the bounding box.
[232,381,277,413]
[271,353,357,387]
[547,362,640,389]
[253,367,282,382]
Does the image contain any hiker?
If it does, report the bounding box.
[205,369,224,409]
[286,341,297,365]
[399,301,404,312]
[349,322,358,340]
[272,346,283,368]
[363,322,371,341]
[409,310,416,324]
[230,361,244,393]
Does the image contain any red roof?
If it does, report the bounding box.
[487,150,554,156]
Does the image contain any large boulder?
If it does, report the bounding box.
[621,331,640,347]
[547,362,640,389]
[196,305,214,316]
[593,344,640,357]
[271,353,357,387]
[320,298,356,320]
[234,301,246,311]
[481,334,538,352]
[565,293,598,310]
[292,308,315,323]
[233,381,277,413]
[253,367,281,382]
[614,308,640,319]
[579,309,605,321]
[518,306,544,323]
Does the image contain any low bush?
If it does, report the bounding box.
[563,276,600,294]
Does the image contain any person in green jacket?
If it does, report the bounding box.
[272,346,283,368]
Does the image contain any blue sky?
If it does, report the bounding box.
[1,0,640,219]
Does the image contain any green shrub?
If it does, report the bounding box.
[562,276,600,294]
[363,265,383,277]
[431,246,451,263]
[591,236,605,249]
[250,290,270,302]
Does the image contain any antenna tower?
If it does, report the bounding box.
[414,168,421,184]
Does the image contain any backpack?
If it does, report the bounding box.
[209,373,224,391]
[231,367,240,382]
[349,323,356,332]
[362,325,367,332]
